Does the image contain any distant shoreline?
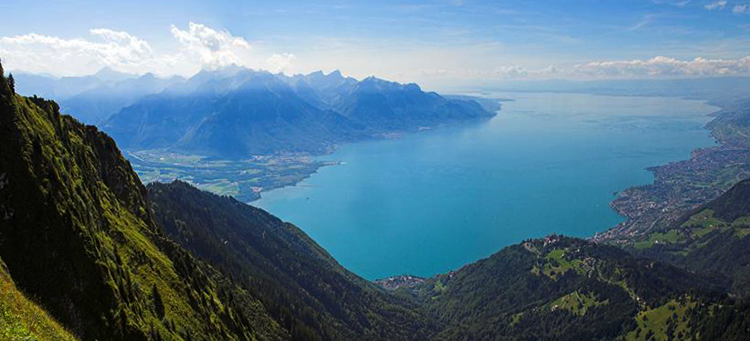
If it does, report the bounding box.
[594,99,750,244]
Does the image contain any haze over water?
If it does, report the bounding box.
[255,92,718,280]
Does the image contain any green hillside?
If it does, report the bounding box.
[416,236,723,341]
[148,181,434,341]
[630,178,750,294]
[0,66,286,341]
[0,257,79,341]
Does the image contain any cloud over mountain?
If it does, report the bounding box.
[0,22,291,77]
[267,53,296,72]
[0,29,153,75]
[170,22,252,70]
[2,23,750,82]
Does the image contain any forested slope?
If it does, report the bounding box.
[0,65,287,341]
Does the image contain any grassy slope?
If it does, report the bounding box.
[0,257,78,341]
[624,298,696,341]
[0,71,287,341]
[629,179,750,294]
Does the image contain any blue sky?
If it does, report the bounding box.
[1,0,749,89]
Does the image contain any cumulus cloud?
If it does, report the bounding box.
[574,56,750,77]
[169,22,252,70]
[705,0,727,10]
[2,23,749,82]
[0,22,298,77]
[0,29,153,75]
[266,53,295,73]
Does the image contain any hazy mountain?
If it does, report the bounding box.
[334,76,492,131]
[286,71,496,130]
[62,73,185,124]
[102,67,493,159]
[103,68,365,157]
[13,68,183,124]
[281,70,359,109]
[13,72,106,99]
[93,66,138,82]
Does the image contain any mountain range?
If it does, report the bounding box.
[14,68,184,125]
[15,67,495,159]
[100,67,494,158]
[3,61,750,340]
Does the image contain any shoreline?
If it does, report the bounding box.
[594,100,750,244]
[251,94,734,248]
[248,114,500,203]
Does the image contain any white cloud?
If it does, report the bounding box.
[574,56,750,77]
[266,53,295,73]
[705,0,727,10]
[654,0,691,7]
[0,22,298,77]
[733,4,749,13]
[2,23,749,83]
[415,65,564,80]
[419,56,750,81]
[169,22,252,70]
[89,29,153,65]
[0,29,154,75]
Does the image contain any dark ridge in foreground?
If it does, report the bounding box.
[0,67,287,340]
[148,180,434,341]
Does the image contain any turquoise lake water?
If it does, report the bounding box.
[254,92,718,280]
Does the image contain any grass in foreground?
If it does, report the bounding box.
[0,259,78,341]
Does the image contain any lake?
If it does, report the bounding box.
[254,92,718,280]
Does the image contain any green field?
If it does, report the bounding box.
[126,150,332,202]
[624,298,696,341]
[548,290,608,316]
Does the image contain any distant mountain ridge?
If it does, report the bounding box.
[14,68,183,124]
[100,67,494,158]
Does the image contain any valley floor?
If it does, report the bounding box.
[127,149,335,202]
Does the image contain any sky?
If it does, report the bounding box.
[1,0,749,90]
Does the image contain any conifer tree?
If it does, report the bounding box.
[153,284,166,318]
[8,73,15,93]
[0,59,9,98]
